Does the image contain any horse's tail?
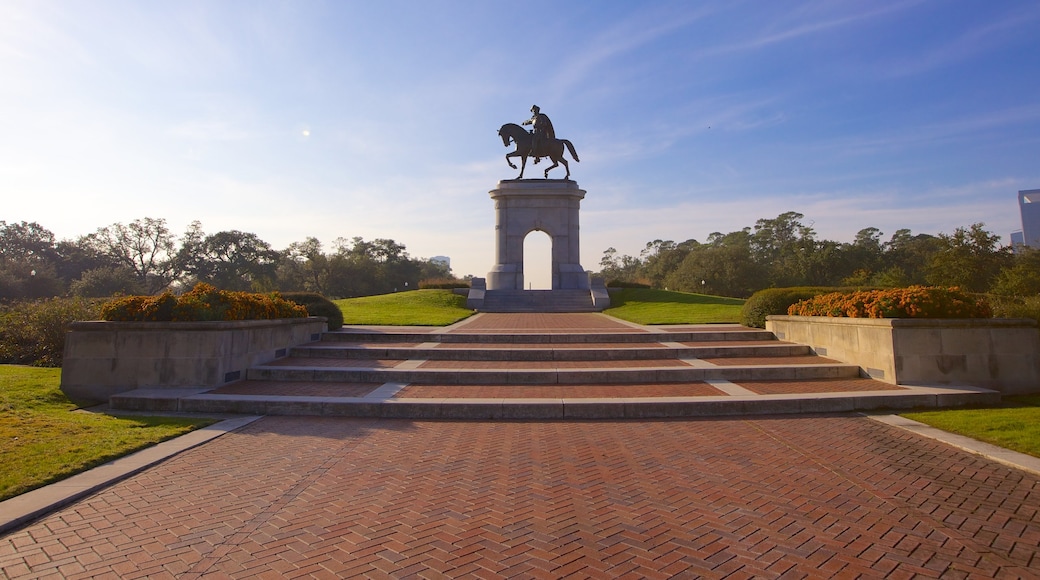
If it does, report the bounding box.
[563,140,579,162]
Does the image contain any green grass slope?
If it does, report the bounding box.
[604,288,745,324]
[902,395,1040,459]
[334,289,474,326]
[0,366,213,501]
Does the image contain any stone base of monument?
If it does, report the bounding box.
[466,278,610,312]
[469,179,611,312]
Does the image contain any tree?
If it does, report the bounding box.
[277,237,330,294]
[839,227,884,281]
[665,229,763,297]
[750,211,819,287]
[0,221,64,299]
[991,248,1040,296]
[88,218,179,293]
[598,247,642,282]
[926,223,1012,292]
[182,228,280,291]
[69,266,144,297]
[882,229,940,286]
[640,239,698,288]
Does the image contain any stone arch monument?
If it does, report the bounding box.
[487,179,588,291]
[466,178,609,312]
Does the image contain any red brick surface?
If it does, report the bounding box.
[434,342,666,349]
[211,381,382,397]
[704,355,840,366]
[418,359,691,369]
[264,358,402,368]
[395,383,725,399]
[3,416,1038,578]
[451,313,644,333]
[738,378,905,394]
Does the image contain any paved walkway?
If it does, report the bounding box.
[2,415,1039,578]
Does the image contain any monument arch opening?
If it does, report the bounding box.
[523,230,552,290]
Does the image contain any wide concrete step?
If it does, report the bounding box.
[320,329,777,344]
[245,363,862,384]
[108,384,1001,419]
[290,343,811,361]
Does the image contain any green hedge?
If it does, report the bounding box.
[418,278,470,290]
[979,294,1040,324]
[606,280,652,289]
[0,297,102,367]
[740,287,855,328]
[280,292,344,330]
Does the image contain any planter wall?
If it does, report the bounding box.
[61,317,327,404]
[766,316,1040,395]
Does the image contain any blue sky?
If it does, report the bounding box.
[2,1,1039,286]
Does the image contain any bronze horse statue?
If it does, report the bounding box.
[498,123,580,180]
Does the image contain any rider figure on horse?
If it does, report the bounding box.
[522,105,555,163]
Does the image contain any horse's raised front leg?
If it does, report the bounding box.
[543,157,560,179]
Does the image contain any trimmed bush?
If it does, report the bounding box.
[101,283,307,322]
[990,295,1040,325]
[606,280,652,289]
[0,297,102,366]
[419,278,471,290]
[740,287,847,328]
[281,292,344,330]
[788,286,992,319]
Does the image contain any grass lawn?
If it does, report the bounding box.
[335,289,475,326]
[0,365,214,502]
[902,395,1040,459]
[604,288,745,324]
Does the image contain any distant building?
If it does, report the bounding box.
[1017,189,1040,250]
[1011,230,1025,250]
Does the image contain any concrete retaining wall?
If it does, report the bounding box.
[61,318,327,404]
[766,316,1040,394]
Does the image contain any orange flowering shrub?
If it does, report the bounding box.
[787,286,991,319]
[101,283,308,322]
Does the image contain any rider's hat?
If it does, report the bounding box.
[531,105,540,113]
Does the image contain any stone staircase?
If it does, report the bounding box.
[109,315,999,418]
[480,289,599,312]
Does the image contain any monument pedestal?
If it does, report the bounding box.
[467,179,608,312]
[486,179,589,291]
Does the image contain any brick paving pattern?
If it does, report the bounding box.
[417,359,691,369]
[704,356,840,366]
[433,342,666,349]
[737,378,906,394]
[450,313,644,333]
[211,381,382,397]
[395,382,725,399]
[3,415,1039,578]
[263,358,403,368]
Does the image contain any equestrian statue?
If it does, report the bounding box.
[498,105,579,180]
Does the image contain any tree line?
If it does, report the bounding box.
[598,211,1031,298]
[0,218,452,301]
[5,211,1034,303]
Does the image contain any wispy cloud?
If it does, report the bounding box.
[819,103,1040,157]
[881,6,1040,78]
[545,4,720,100]
[689,0,925,59]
